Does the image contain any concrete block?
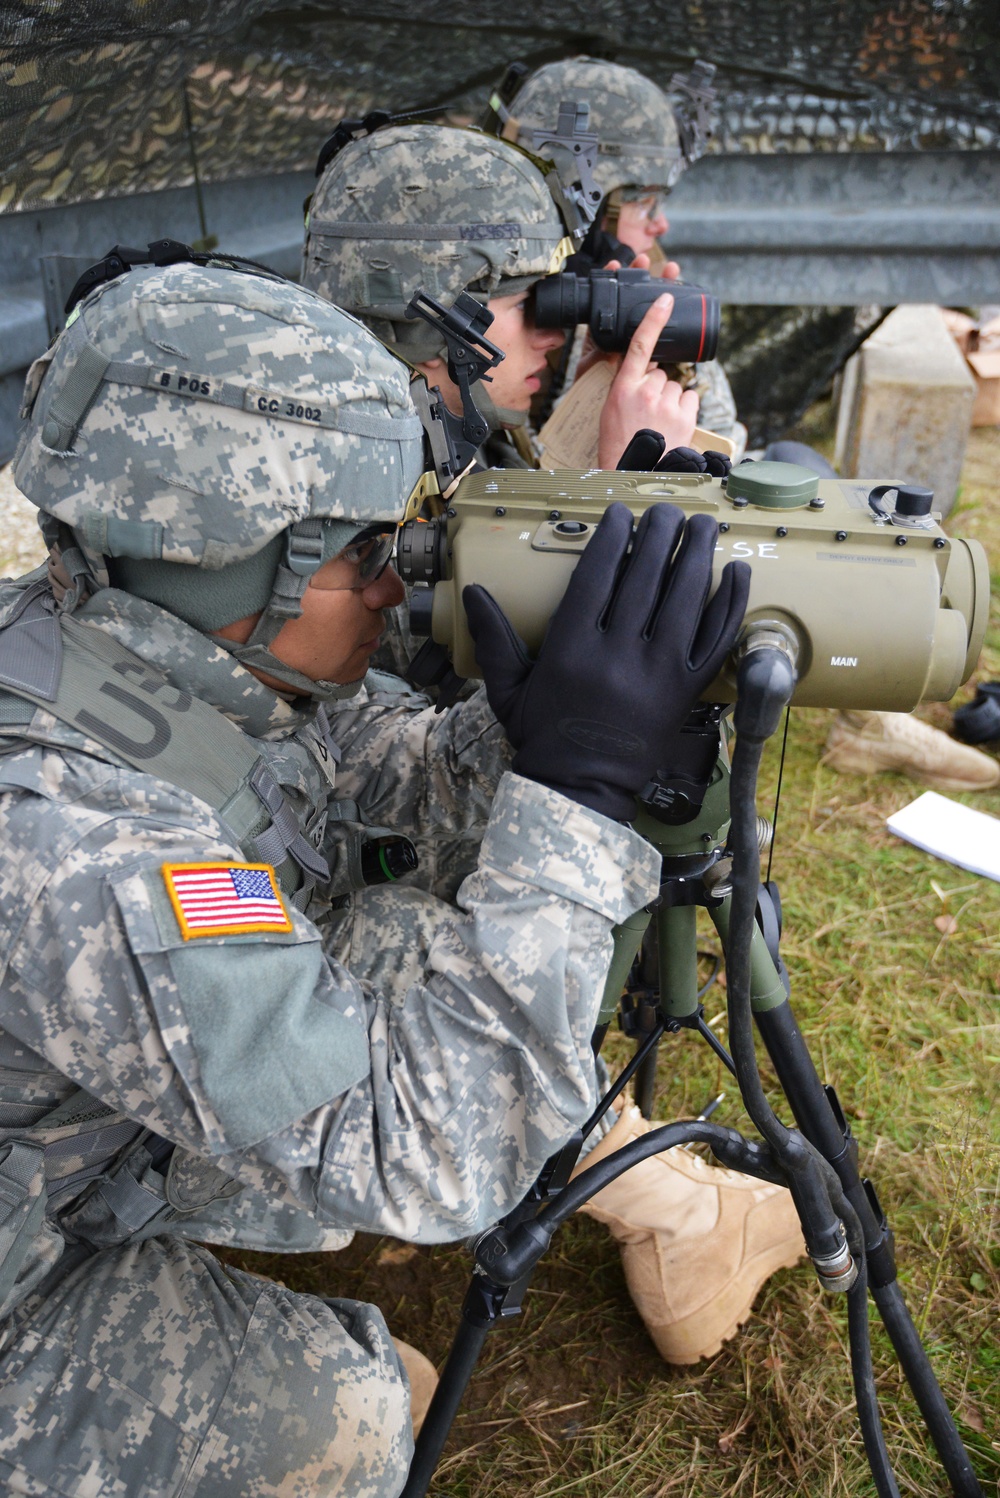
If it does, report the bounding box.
[834,304,975,517]
[0,291,47,379]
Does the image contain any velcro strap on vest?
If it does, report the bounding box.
[95,1163,170,1233]
[40,342,111,452]
[249,761,330,883]
[313,703,342,765]
[0,580,61,700]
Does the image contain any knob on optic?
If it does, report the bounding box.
[868,483,934,521]
[397,519,447,585]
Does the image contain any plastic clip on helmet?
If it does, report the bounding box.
[301,123,575,383]
[14,261,425,700]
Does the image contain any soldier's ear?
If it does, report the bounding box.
[416,356,448,382]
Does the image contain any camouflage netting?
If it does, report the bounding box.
[1,0,999,214]
[723,306,887,447]
[1,2,994,446]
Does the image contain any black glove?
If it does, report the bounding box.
[464,502,750,821]
[656,445,732,478]
[615,431,731,478]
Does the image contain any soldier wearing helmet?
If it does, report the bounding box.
[498,55,747,457]
[0,258,748,1491]
[302,121,700,470]
[302,116,802,1369]
[467,55,802,1366]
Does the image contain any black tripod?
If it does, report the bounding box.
[401,654,984,1498]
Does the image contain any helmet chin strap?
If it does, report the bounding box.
[471,377,528,431]
[214,521,367,703]
[220,632,367,702]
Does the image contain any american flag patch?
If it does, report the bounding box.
[162,862,293,940]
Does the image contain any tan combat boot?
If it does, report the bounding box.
[573,1102,805,1365]
[823,710,999,792]
[392,1338,439,1436]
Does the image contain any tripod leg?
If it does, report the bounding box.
[400,1272,522,1498]
[625,919,661,1118]
[627,903,702,1118]
[631,1040,659,1118]
[709,898,984,1498]
[658,904,700,1023]
[754,999,983,1498]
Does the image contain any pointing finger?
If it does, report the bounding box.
[617,294,673,385]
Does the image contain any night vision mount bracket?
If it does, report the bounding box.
[64,238,281,318]
[530,99,603,230]
[405,289,505,489]
[314,106,444,178]
[669,59,718,165]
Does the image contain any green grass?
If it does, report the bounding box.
[224,426,1000,1496]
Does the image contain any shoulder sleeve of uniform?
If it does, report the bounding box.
[108,856,371,1151]
[1,762,372,1158]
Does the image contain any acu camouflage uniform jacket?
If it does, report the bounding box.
[0,574,659,1321]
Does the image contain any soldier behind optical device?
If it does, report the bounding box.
[302,115,807,1368]
[0,253,755,1490]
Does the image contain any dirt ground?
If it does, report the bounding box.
[0,460,47,576]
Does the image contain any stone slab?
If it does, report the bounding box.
[834,304,976,517]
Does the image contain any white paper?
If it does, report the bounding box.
[886,791,1000,882]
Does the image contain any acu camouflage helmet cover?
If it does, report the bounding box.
[502,57,687,199]
[302,123,572,362]
[15,263,424,569]
[14,262,424,695]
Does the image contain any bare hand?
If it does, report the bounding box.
[632,246,682,280]
[596,294,699,469]
[610,250,680,279]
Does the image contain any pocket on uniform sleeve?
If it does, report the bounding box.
[109,858,371,1152]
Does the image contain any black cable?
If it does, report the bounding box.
[474,1117,789,1285]
[765,705,790,887]
[825,1190,902,1498]
[848,1256,902,1498]
[493,1119,785,1247]
[729,675,851,1224]
[726,729,795,1156]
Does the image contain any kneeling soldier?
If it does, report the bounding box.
[0,257,746,1491]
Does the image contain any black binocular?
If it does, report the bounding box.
[533,266,720,365]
